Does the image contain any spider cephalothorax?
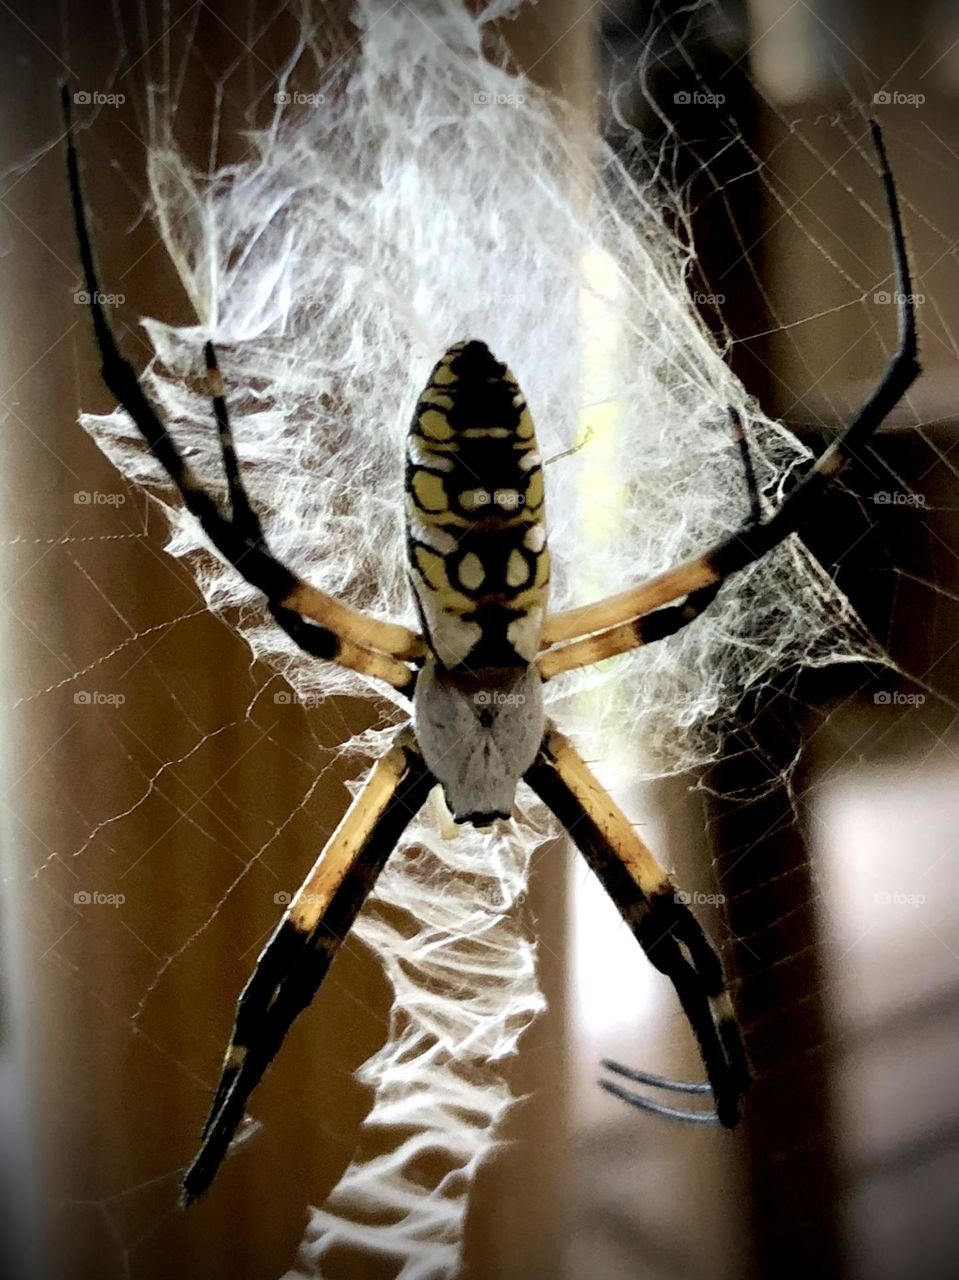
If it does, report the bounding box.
[63,84,919,1206]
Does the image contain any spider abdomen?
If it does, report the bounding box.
[406,339,549,671]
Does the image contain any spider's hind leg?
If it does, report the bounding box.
[181,731,436,1205]
[524,727,749,1129]
[599,1060,720,1124]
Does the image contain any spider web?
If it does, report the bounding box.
[1,2,956,1279]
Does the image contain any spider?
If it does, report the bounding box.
[62,90,919,1205]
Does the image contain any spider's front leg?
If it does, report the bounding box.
[182,730,436,1205]
[62,87,422,693]
[525,727,749,1127]
[538,407,760,678]
[538,119,919,682]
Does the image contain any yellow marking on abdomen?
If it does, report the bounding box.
[457,552,486,591]
[411,470,449,513]
[418,408,455,440]
[421,387,454,409]
[411,545,473,610]
[406,340,551,665]
[506,549,531,588]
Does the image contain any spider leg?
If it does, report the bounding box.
[203,341,419,690]
[63,87,422,689]
[539,119,920,679]
[541,407,759,675]
[524,727,749,1128]
[181,730,435,1205]
[599,1079,719,1125]
[730,405,762,528]
[599,1059,721,1125]
[205,339,258,538]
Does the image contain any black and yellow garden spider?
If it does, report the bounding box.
[63,88,919,1205]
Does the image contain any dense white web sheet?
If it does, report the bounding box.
[4,1,957,1278]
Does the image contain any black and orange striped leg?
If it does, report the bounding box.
[524,727,749,1127]
[181,731,435,1204]
[63,87,422,689]
[539,119,919,680]
[541,406,761,674]
[203,341,417,697]
[603,406,761,654]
